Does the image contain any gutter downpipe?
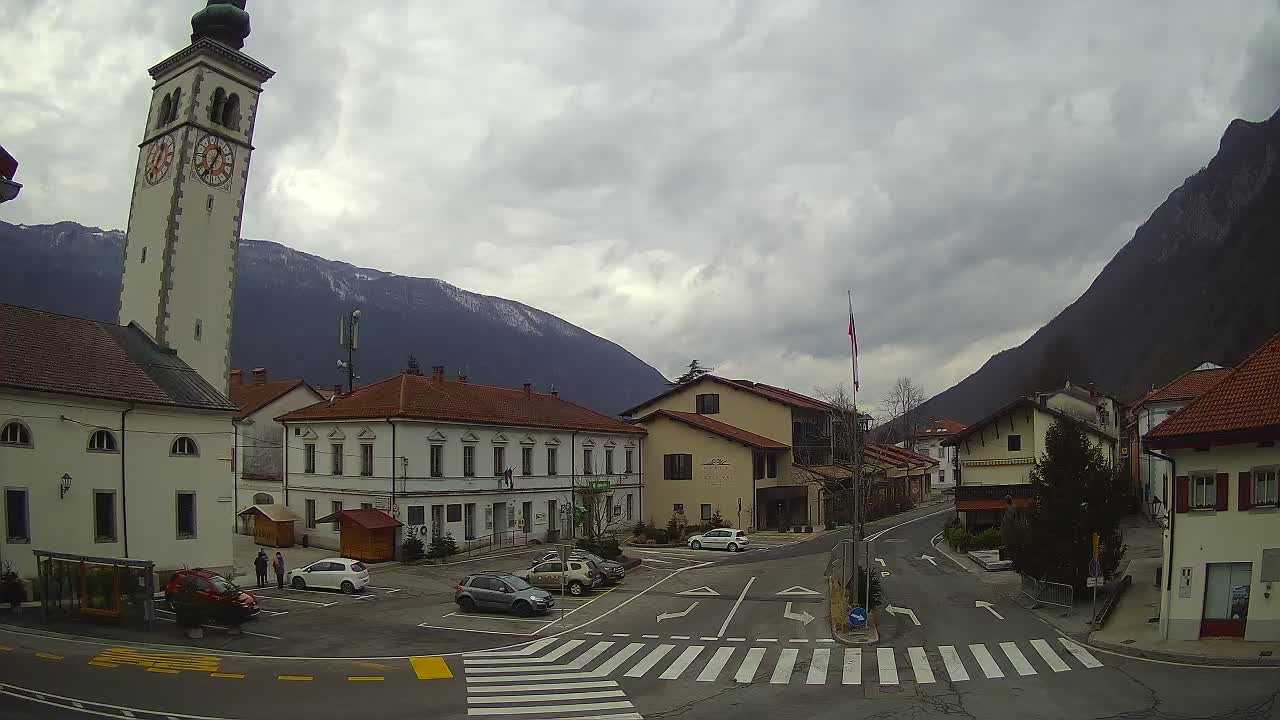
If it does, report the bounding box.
[233,421,239,531]
[571,431,578,539]
[282,422,289,506]
[389,419,398,530]
[120,404,135,558]
[1146,444,1176,640]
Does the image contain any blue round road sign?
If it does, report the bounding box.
[848,606,868,628]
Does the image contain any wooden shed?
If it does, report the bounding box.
[313,508,402,562]
[237,504,300,548]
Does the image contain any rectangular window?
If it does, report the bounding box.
[625,493,634,521]
[176,492,196,539]
[5,488,29,542]
[625,449,634,474]
[493,446,505,477]
[753,452,765,480]
[701,504,713,521]
[305,499,316,529]
[1252,468,1278,505]
[360,443,374,476]
[361,502,373,510]
[94,491,116,543]
[664,453,693,480]
[696,393,720,414]
[522,447,533,476]
[430,445,444,478]
[446,503,462,522]
[938,447,945,459]
[304,443,316,473]
[767,453,778,478]
[1191,474,1216,509]
[673,503,684,514]
[547,447,558,476]
[330,500,342,530]
[605,449,614,475]
[463,445,475,477]
[1007,435,1021,452]
[407,505,425,526]
[331,443,344,475]
[583,448,593,475]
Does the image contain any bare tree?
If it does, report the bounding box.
[879,377,927,450]
[574,455,627,542]
[792,384,866,528]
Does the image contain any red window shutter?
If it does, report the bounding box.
[1174,476,1190,513]
[1215,473,1229,511]
[1238,471,1252,510]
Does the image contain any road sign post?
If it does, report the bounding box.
[1088,541,1103,625]
[556,543,574,627]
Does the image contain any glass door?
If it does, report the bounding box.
[1201,562,1251,637]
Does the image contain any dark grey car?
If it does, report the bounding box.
[455,573,554,617]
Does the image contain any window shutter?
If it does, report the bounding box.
[663,454,671,480]
[1214,472,1229,511]
[1174,476,1189,513]
[1238,471,1252,511]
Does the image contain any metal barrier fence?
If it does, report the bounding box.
[457,529,536,558]
[1019,573,1074,612]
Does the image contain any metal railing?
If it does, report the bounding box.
[455,529,537,559]
[1019,573,1074,612]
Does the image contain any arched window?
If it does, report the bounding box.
[1,420,32,447]
[221,93,240,130]
[156,93,172,129]
[209,88,227,125]
[253,493,274,505]
[171,436,199,457]
[88,429,118,453]
[167,87,183,124]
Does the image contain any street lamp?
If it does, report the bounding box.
[59,473,72,499]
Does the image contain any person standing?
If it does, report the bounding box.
[273,552,286,590]
[253,550,269,589]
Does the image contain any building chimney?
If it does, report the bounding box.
[432,365,445,381]
[251,368,267,384]
[457,373,468,383]
[551,389,559,398]
[332,383,343,396]
[523,382,532,398]
[230,369,243,386]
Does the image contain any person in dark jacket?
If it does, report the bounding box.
[273,552,286,589]
[253,550,269,588]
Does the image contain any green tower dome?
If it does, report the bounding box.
[191,1,251,50]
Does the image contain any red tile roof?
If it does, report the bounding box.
[1148,332,1280,447]
[230,379,316,420]
[621,374,835,416]
[0,304,234,411]
[314,508,402,530]
[915,419,967,438]
[636,409,789,450]
[277,373,645,434]
[1136,366,1233,406]
[864,444,939,469]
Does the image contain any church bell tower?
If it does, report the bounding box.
[118,1,273,396]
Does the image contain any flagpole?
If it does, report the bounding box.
[847,290,865,610]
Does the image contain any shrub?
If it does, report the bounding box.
[709,511,729,529]
[632,521,650,538]
[1,563,25,606]
[974,528,1003,550]
[401,535,425,561]
[427,534,458,560]
[847,566,883,610]
[665,516,683,540]
[650,528,670,544]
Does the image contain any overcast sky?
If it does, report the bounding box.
[4,1,1279,408]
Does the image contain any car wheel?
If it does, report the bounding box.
[690,540,702,550]
[340,580,356,594]
[458,596,476,613]
[513,601,533,617]
[726,542,739,552]
[567,581,586,597]
[291,576,306,590]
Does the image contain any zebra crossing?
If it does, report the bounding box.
[463,634,1104,706]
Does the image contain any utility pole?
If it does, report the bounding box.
[337,308,361,394]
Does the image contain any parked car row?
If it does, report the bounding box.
[163,556,370,623]
[453,548,632,616]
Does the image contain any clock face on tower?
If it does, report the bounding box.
[143,134,175,186]
[192,134,235,188]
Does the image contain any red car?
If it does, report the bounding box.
[164,569,260,622]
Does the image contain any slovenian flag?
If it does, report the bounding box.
[847,294,860,391]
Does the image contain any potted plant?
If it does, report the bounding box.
[1,563,26,611]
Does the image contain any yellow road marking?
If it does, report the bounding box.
[0,645,12,651]
[35,652,63,661]
[347,676,385,681]
[95,647,219,673]
[146,667,179,674]
[409,656,453,680]
[209,673,245,679]
[277,675,313,681]
[89,661,119,668]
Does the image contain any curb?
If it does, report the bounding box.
[1087,637,1280,667]
[618,556,642,570]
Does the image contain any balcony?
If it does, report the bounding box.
[793,445,833,467]
[955,483,1034,511]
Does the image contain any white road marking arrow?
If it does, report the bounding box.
[783,602,815,626]
[921,555,938,567]
[678,586,721,596]
[885,604,921,626]
[775,586,821,596]
[657,601,699,622]
[875,558,886,567]
[975,601,1004,620]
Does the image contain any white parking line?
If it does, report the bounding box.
[717,577,756,637]
[253,595,335,607]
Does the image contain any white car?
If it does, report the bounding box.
[688,528,751,552]
[286,557,370,593]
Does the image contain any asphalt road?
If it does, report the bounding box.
[4,502,1279,719]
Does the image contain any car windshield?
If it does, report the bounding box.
[209,575,239,594]
[504,576,533,591]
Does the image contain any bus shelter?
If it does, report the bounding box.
[33,549,157,629]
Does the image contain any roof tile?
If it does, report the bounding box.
[230,379,313,420]
[1137,367,1233,406]
[1148,332,1280,443]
